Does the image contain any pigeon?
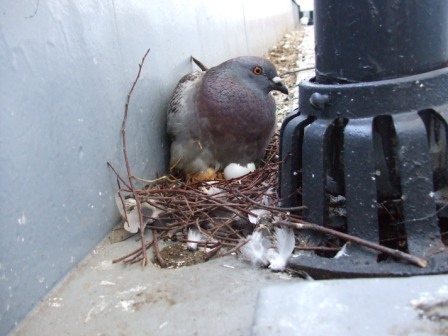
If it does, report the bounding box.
[167,56,288,180]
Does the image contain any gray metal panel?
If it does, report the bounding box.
[302,119,333,227]
[393,112,442,256]
[344,118,379,242]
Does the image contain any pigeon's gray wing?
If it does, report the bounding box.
[167,71,214,174]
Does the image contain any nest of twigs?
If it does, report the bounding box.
[112,133,311,268]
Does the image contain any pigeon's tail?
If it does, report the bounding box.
[191,56,208,71]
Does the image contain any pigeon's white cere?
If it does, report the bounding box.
[223,163,256,180]
[272,76,282,83]
[187,229,203,251]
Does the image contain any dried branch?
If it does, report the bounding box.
[152,229,166,267]
[276,220,428,268]
[234,189,307,212]
[112,239,154,264]
[117,48,151,267]
[107,162,132,190]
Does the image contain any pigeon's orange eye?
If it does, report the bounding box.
[252,66,263,75]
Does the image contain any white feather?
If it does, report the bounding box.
[266,248,284,271]
[187,229,203,251]
[115,191,165,233]
[267,227,295,272]
[334,243,350,259]
[200,186,225,196]
[241,231,271,266]
[276,227,295,258]
[124,202,164,234]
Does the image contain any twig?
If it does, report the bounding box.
[220,239,249,256]
[137,188,252,219]
[205,244,222,261]
[211,214,238,236]
[152,229,166,267]
[276,220,428,268]
[107,162,132,190]
[116,187,132,232]
[120,48,151,267]
[280,66,315,76]
[112,239,154,264]
[294,246,340,252]
[234,189,307,212]
[130,174,180,184]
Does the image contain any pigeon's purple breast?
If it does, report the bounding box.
[167,56,285,174]
[196,68,276,165]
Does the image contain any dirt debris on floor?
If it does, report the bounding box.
[267,29,306,122]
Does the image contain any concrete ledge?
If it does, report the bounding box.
[252,274,448,336]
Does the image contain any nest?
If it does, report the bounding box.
[112,134,310,268]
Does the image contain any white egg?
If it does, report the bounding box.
[223,162,256,180]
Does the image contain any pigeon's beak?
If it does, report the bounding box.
[272,76,289,94]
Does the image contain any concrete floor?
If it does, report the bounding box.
[252,274,448,336]
[11,233,298,336]
[14,231,448,336]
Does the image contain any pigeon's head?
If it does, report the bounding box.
[225,56,289,95]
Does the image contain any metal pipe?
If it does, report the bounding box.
[314,0,448,83]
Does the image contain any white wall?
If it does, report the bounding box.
[0,0,297,333]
